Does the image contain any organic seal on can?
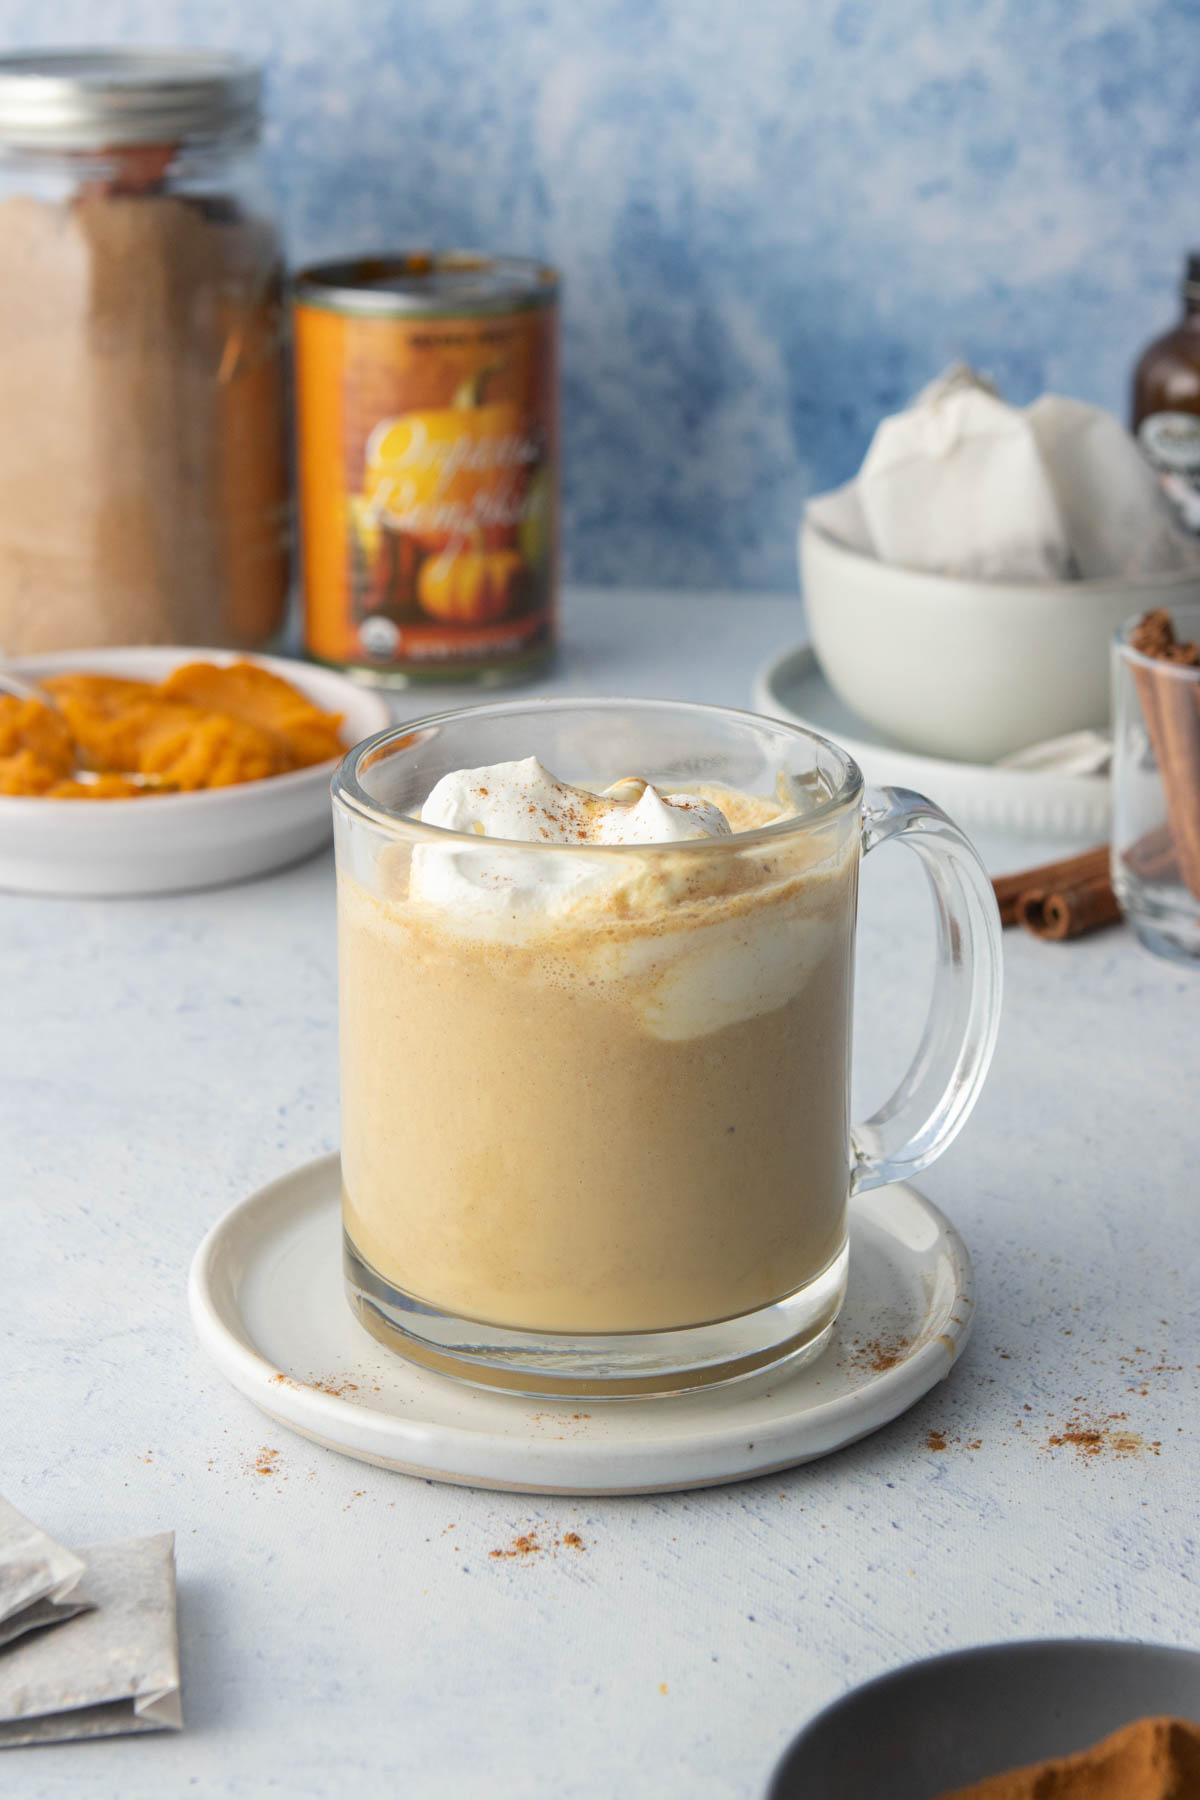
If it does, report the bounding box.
[294,252,558,686]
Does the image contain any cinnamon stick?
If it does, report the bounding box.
[993,822,1184,944]
[1016,872,1121,941]
[992,847,1109,928]
[1128,609,1200,902]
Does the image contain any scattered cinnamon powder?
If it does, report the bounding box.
[1120,1351,1186,1399]
[487,1528,587,1560]
[924,1429,983,1454]
[936,1713,1200,1798]
[489,1532,542,1560]
[849,1334,910,1374]
[528,1409,593,1438]
[1045,1413,1160,1460]
[270,1369,380,1397]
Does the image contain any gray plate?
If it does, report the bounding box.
[768,1638,1200,1799]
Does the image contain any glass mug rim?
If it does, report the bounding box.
[331,694,865,854]
[1115,601,1200,680]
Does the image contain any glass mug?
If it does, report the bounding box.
[332,699,1002,1396]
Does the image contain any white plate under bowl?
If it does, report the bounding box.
[188,1153,974,1496]
[0,647,392,896]
[756,642,1110,840]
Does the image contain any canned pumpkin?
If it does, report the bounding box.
[294,253,558,685]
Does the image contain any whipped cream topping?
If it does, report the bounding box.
[419,756,732,846]
[409,756,735,924]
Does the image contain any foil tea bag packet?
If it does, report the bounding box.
[856,366,1072,580]
[0,1497,89,1650]
[0,1532,181,1747]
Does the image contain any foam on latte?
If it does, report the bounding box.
[420,756,733,845]
[406,755,801,927]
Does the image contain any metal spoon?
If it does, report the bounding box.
[0,668,44,705]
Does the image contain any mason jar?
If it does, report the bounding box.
[0,50,290,655]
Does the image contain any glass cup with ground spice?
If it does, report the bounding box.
[333,697,1003,1397]
[0,50,290,655]
[1112,605,1200,963]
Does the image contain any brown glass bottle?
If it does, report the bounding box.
[1131,253,1200,534]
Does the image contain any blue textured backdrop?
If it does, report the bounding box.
[6,0,1198,588]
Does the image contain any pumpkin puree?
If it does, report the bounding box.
[0,660,344,798]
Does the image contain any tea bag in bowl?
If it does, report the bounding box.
[857,365,1071,580]
[1028,393,1200,578]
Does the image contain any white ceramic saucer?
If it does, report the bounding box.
[756,643,1110,840]
[189,1155,974,1495]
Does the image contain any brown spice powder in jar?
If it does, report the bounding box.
[0,52,290,655]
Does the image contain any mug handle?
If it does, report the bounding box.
[850,786,1003,1197]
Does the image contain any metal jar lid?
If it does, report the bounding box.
[294,253,559,320]
[0,49,262,149]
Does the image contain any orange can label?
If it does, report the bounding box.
[295,268,558,677]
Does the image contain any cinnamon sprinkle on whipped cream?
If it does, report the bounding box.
[419,756,733,846]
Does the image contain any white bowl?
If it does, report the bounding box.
[0,646,392,896]
[799,514,1200,762]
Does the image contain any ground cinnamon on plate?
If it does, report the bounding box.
[936,1714,1200,1798]
[847,1333,910,1373]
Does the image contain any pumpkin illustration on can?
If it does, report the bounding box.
[294,254,558,685]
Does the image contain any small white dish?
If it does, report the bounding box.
[756,642,1110,840]
[0,647,391,896]
[800,508,1200,763]
[188,1153,974,1496]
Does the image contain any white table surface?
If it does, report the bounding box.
[3,588,1197,1798]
